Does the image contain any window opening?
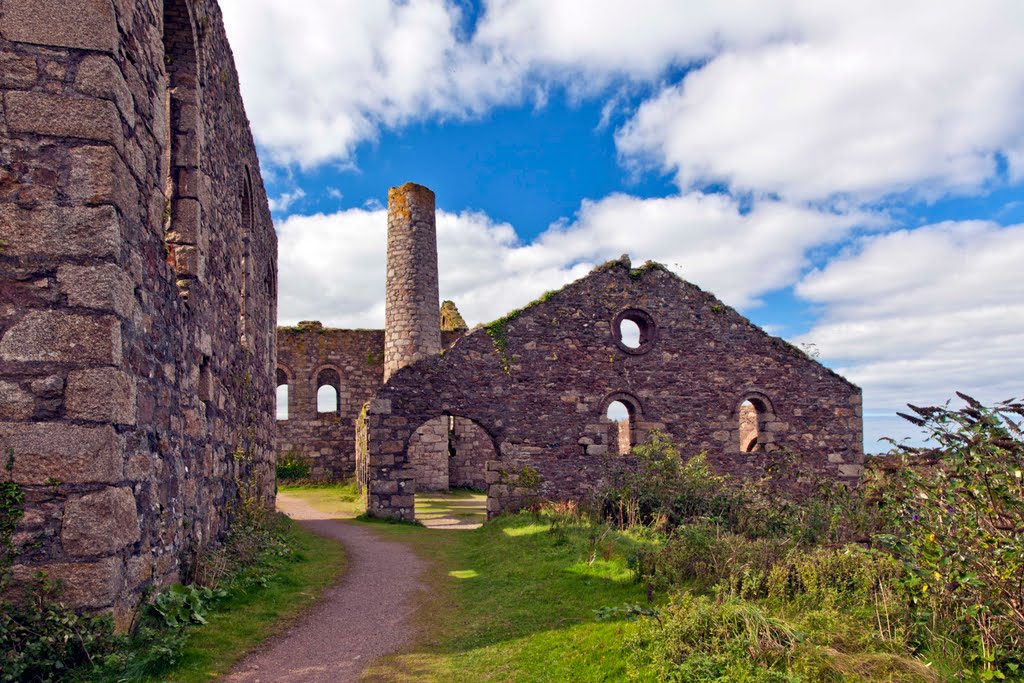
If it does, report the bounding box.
[739,398,769,452]
[606,400,633,454]
[612,308,657,354]
[316,368,341,416]
[276,368,289,420]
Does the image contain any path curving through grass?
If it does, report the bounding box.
[222,493,425,683]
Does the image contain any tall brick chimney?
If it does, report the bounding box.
[383,182,441,382]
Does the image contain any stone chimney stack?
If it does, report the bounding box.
[384,182,441,382]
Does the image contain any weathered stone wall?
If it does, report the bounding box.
[275,321,464,479]
[407,416,449,491]
[0,0,276,621]
[362,256,862,520]
[449,417,492,489]
[384,182,440,382]
[276,323,384,479]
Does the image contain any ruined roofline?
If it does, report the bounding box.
[463,252,860,392]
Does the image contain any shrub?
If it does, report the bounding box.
[276,452,310,481]
[876,395,1024,676]
[0,575,122,683]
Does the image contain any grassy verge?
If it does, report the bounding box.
[278,485,660,682]
[157,514,345,682]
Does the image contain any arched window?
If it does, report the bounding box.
[600,392,644,455]
[276,368,289,420]
[737,395,775,452]
[316,368,341,416]
[607,400,633,454]
[162,0,202,295]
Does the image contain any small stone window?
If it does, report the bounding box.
[737,395,775,452]
[316,368,341,416]
[276,368,289,420]
[612,308,656,355]
[600,392,644,455]
[606,400,633,454]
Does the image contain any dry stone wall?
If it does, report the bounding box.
[0,0,276,622]
[360,256,863,520]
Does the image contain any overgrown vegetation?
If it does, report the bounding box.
[0,489,343,682]
[358,395,1022,682]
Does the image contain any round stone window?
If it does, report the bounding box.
[612,308,657,354]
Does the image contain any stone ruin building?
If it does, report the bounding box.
[277,183,865,522]
[0,0,865,619]
[0,0,276,622]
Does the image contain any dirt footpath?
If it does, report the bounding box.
[223,494,425,683]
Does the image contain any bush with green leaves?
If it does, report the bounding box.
[276,452,310,481]
[877,395,1024,677]
[0,574,122,683]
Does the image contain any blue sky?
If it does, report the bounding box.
[221,0,1024,452]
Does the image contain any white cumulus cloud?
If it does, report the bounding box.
[795,221,1024,410]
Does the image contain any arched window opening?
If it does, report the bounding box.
[162,0,202,294]
[738,395,775,452]
[276,368,289,420]
[607,400,633,454]
[612,308,657,354]
[316,369,341,416]
[239,170,254,345]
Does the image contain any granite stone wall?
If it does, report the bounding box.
[360,256,863,521]
[0,0,276,622]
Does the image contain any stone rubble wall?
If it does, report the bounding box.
[276,325,384,480]
[448,417,492,489]
[363,257,863,521]
[0,0,276,623]
[406,416,449,491]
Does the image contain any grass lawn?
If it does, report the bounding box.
[279,480,365,518]
[278,485,658,682]
[157,514,345,683]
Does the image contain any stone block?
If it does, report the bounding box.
[0,204,121,259]
[172,244,202,278]
[57,263,135,317]
[166,199,201,243]
[4,91,120,146]
[0,311,122,364]
[0,0,117,51]
[827,453,844,464]
[0,381,34,420]
[369,398,392,415]
[68,145,139,217]
[838,464,863,478]
[74,55,135,128]
[61,487,140,556]
[0,422,123,484]
[0,52,38,88]
[12,557,123,609]
[65,367,137,424]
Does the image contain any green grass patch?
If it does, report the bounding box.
[338,507,659,682]
[415,489,487,527]
[279,481,364,518]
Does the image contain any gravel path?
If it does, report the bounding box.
[223,493,425,683]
